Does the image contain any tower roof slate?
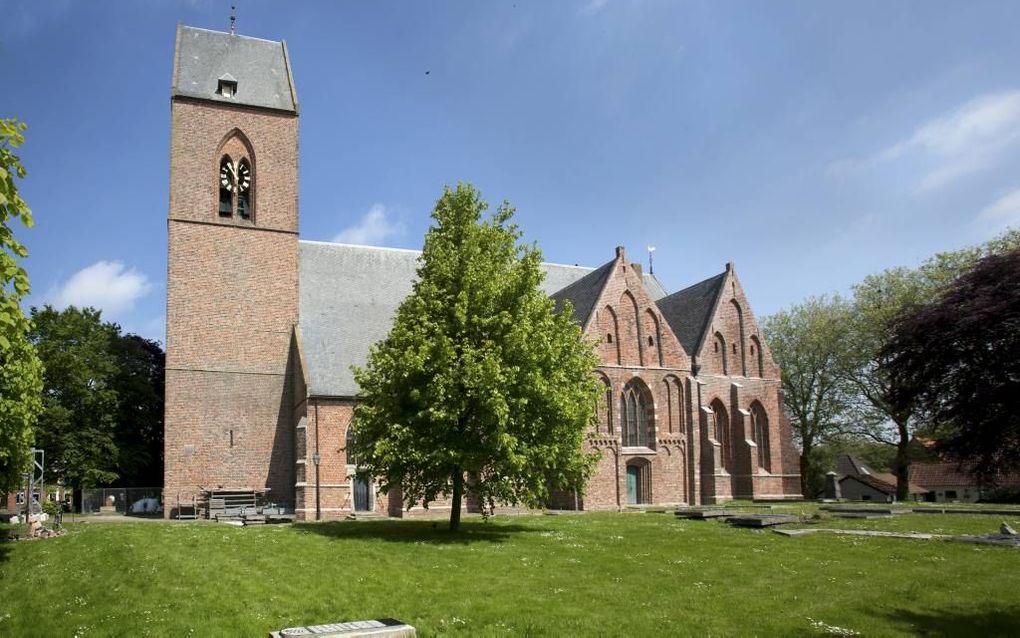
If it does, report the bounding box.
[655,271,726,355]
[297,241,667,398]
[172,25,297,113]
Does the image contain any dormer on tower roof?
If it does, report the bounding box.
[171,24,298,113]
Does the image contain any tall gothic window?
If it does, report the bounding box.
[622,381,653,447]
[236,158,252,219]
[711,399,730,471]
[345,427,359,467]
[751,402,771,471]
[215,137,254,221]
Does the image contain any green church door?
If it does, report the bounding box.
[626,466,639,505]
[353,475,371,511]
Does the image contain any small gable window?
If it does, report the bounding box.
[647,336,654,347]
[607,333,613,344]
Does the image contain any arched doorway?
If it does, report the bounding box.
[626,460,651,504]
[346,426,371,512]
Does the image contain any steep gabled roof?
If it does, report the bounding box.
[549,260,615,326]
[172,25,298,113]
[655,271,726,355]
[297,242,666,398]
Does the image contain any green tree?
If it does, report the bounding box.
[352,184,600,531]
[30,305,120,489]
[0,118,43,494]
[109,334,164,487]
[842,230,1020,500]
[883,246,1020,483]
[762,295,853,497]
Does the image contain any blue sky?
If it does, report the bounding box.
[4,1,1020,343]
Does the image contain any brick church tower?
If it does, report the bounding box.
[164,25,299,513]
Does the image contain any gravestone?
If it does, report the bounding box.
[270,618,416,638]
[823,472,841,500]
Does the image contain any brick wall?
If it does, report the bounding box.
[164,96,299,516]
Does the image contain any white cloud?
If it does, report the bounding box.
[977,188,1020,232]
[46,261,152,315]
[833,90,1020,192]
[332,204,405,245]
[579,0,610,16]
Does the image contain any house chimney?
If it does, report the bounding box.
[615,246,625,260]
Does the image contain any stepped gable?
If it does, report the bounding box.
[655,271,726,355]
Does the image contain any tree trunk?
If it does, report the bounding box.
[449,466,463,532]
[895,422,910,502]
[800,450,814,499]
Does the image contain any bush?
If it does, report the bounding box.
[980,487,1020,504]
[42,501,58,516]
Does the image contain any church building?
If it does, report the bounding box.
[164,25,801,520]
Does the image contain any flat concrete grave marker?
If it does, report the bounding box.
[727,515,800,528]
[271,618,416,638]
[675,509,733,520]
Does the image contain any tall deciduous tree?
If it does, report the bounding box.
[110,334,165,487]
[842,230,1020,500]
[0,118,43,494]
[30,306,120,489]
[352,184,600,531]
[883,246,1020,483]
[762,295,853,497]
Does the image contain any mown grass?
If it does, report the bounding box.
[1,510,1019,637]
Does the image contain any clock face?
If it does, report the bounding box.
[237,162,251,193]
[220,160,235,192]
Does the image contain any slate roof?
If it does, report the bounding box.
[172,25,297,113]
[298,242,668,397]
[549,261,615,326]
[840,473,927,496]
[655,271,726,355]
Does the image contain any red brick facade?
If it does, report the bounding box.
[163,26,800,521]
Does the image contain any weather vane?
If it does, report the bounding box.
[230,4,236,35]
[647,245,656,275]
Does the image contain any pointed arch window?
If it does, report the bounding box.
[711,399,731,471]
[751,402,771,471]
[345,427,359,467]
[214,130,255,222]
[622,381,653,448]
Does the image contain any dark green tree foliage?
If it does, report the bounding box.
[30,306,120,488]
[352,184,600,531]
[110,334,165,486]
[883,247,1020,483]
[0,118,43,494]
[762,295,852,498]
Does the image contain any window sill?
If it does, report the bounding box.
[621,446,656,455]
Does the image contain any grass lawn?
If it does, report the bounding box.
[2,509,1020,636]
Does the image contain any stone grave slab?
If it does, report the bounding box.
[727,515,800,528]
[270,618,415,638]
[675,509,733,520]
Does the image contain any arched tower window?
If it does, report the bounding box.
[751,401,771,471]
[710,398,730,471]
[215,129,256,222]
[621,379,654,448]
